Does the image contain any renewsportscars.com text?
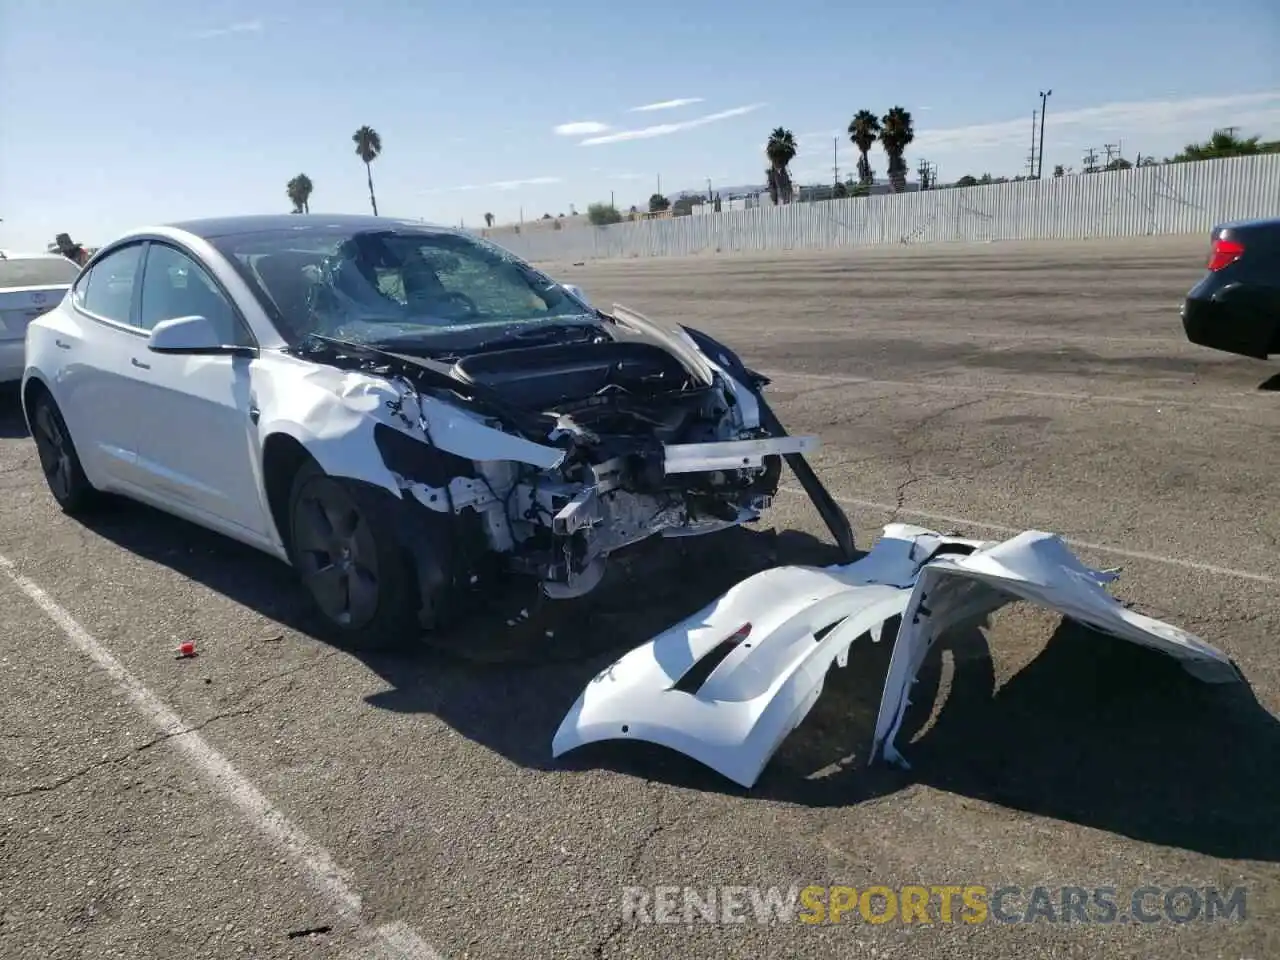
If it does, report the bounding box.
[621,884,1248,925]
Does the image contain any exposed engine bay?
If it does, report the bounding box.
[290,304,849,607]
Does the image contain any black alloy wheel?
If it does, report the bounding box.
[286,460,421,649]
[30,392,97,513]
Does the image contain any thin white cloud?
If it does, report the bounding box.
[580,103,767,146]
[915,91,1280,153]
[554,121,610,136]
[423,176,562,195]
[188,19,265,39]
[607,172,649,181]
[629,98,705,112]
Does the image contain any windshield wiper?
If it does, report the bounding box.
[477,318,604,347]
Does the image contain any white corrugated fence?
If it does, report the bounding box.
[473,154,1280,263]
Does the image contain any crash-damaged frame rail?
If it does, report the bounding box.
[551,523,1242,788]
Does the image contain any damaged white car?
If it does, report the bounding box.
[553,523,1242,787]
[21,214,854,648]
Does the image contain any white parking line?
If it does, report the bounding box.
[778,487,1279,586]
[764,369,1266,413]
[0,554,447,960]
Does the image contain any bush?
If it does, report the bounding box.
[587,202,623,226]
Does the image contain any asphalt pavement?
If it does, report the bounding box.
[2,233,1277,959]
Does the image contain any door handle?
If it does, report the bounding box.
[55,339,71,350]
[131,357,151,369]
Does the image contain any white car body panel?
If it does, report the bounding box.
[869,528,1242,768]
[34,306,152,490]
[552,524,1240,788]
[131,351,270,539]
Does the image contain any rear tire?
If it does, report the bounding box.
[29,390,100,515]
[286,459,423,652]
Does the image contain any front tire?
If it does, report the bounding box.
[286,459,423,651]
[29,390,100,514]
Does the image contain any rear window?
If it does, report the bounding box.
[0,256,81,289]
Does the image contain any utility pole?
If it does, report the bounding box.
[916,157,936,190]
[1027,110,1039,178]
[1082,147,1099,174]
[833,136,839,187]
[1037,89,1052,179]
[1104,143,1120,168]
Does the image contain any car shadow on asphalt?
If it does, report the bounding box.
[1259,372,1280,392]
[75,496,1278,863]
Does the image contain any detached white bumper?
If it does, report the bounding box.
[552,524,1240,789]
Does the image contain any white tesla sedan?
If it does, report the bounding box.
[21,214,851,650]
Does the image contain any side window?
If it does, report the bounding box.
[76,244,144,324]
[139,244,251,344]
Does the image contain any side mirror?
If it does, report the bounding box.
[561,283,590,307]
[147,315,247,355]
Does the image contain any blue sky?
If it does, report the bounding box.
[2,0,1278,250]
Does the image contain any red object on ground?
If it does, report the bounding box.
[177,641,196,658]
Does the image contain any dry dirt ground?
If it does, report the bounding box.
[2,234,1277,959]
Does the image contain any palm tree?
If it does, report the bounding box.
[765,127,797,204]
[286,173,314,214]
[352,125,382,215]
[484,212,494,227]
[1170,128,1280,162]
[878,106,915,193]
[847,110,881,188]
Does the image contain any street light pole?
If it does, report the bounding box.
[1038,89,1052,179]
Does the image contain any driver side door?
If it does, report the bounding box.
[128,241,273,543]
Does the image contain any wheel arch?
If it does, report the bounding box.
[21,373,53,433]
[260,432,317,556]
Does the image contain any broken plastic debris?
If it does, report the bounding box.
[551,523,1241,788]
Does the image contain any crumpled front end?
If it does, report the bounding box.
[552,524,1241,788]
[295,311,844,604]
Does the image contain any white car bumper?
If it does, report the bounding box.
[552,523,1240,788]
